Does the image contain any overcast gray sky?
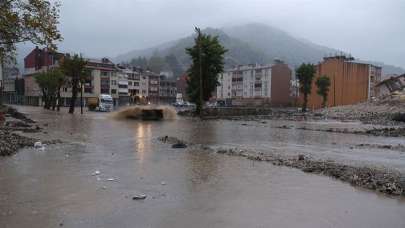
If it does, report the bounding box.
[57,0,404,68]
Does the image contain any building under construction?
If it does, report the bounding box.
[306,55,382,109]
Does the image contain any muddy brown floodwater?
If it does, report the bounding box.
[1,106,405,228]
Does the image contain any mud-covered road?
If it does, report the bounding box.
[1,106,405,228]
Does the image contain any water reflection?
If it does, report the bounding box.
[135,123,152,165]
[185,121,220,191]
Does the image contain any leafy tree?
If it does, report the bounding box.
[60,54,89,114]
[165,54,183,78]
[35,68,64,110]
[130,57,148,69]
[316,75,331,108]
[296,63,316,112]
[148,54,166,73]
[0,0,62,62]
[186,27,227,116]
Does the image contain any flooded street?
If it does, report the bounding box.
[1,106,405,228]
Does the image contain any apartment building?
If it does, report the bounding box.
[23,47,64,105]
[217,61,292,106]
[146,71,160,104]
[19,47,180,107]
[159,75,177,104]
[305,55,382,109]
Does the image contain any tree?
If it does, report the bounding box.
[296,63,316,112]
[148,54,166,73]
[34,68,64,110]
[316,75,331,108]
[165,54,183,78]
[60,54,89,114]
[186,27,227,116]
[130,57,148,69]
[0,0,62,62]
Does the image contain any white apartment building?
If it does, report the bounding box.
[217,64,272,99]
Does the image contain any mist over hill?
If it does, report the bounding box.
[115,23,404,76]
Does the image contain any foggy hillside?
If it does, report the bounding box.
[115,23,404,75]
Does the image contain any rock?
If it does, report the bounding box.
[399,176,405,189]
[34,141,43,149]
[298,154,305,161]
[172,143,187,149]
[132,194,147,200]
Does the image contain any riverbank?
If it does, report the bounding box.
[0,106,60,156]
[159,136,405,197]
[179,101,405,127]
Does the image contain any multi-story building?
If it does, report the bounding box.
[146,71,160,104]
[122,67,142,103]
[217,61,292,106]
[159,75,177,104]
[1,66,25,104]
[176,74,188,101]
[20,47,182,107]
[305,55,382,109]
[23,47,64,105]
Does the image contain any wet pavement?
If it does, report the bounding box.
[1,106,405,228]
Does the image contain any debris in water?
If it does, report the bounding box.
[298,154,305,161]
[111,105,177,121]
[161,181,166,185]
[172,143,187,149]
[34,141,42,149]
[132,194,147,200]
[92,170,101,176]
[107,178,116,181]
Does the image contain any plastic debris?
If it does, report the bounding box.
[172,143,187,149]
[132,194,147,200]
[161,181,166,185]
[107,178,115,181]
[34,141,42,148]
[92,170,101,176]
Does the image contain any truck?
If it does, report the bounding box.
[87,94,114,112]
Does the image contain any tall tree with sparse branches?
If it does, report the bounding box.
[296,63,316,112]
[60,54,89,114]
[316,75,331,108]
[186,27,227,116]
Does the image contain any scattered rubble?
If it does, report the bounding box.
[0,106,62,156]
[355,143,405,152]
[274,125,405,137]
[216,147,405,196]
[0,131,37,156]
[160,136,405,197]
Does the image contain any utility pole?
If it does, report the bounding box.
[80,82,83,114]
[198,28,203,118]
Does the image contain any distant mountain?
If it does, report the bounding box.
[89,23,404,76]
[222,23,339,67]
[116,28,269,70]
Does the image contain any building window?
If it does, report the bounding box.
[111,89,117,94]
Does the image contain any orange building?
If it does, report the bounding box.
[306,56,381,109]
